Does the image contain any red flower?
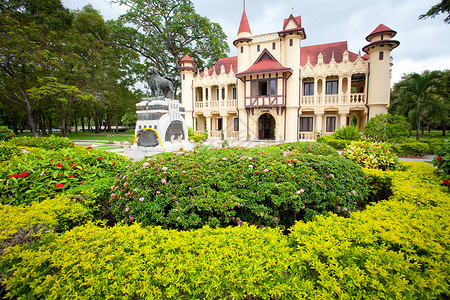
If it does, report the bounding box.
[97,157,103,161]
[68,174,75,178]
[86,146,92,149]
[70,163,76,167]
[9,174,20,179]
[444,179,449,185]
[112,162,116,166]
[56,163,63,168]
[55,183,64,188]
[20,172,29,177]
[437,156,443,161]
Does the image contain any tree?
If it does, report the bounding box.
[108,0,229,95]
[390,71,445,140]
[363,113,410,142]
[419,0,450,24]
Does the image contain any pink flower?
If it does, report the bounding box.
[156,190,160,194]
[139,197,144,202]
[275,184,279,187]
[296,189,304,194]
[264,169,269,173]
[260,212,264,217]
[143,162,150,168]
[248,157,253,161]
[162,167,168,172]
[274,217,279,221]
[125,205,130,212]
[223,157,228,161]
[336,206,341,210]
[343,207,348,211]
[177,216,181,220]
[129,215,134,222]
[248,165,253,168]
[352,190,356,195]
[329,174,334,178]
[237,220,243,226]
[161,179,167,185]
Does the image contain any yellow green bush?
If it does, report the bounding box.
[0,196,92,250]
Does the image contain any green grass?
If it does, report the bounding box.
[413,130,449,141]
[15,130,135,142]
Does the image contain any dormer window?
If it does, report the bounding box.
[257,45,260,52]
[381,34,384,40]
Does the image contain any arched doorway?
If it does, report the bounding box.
[258,113,275,140]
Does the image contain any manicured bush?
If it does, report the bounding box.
[1,223,294,299]
[0,142,21,162]
[331,125,361,140]
[316,136,353,150]
[398,140,431,156]
[362,168,393,204]
[0,147,128,205]
[425,138,444,154]
[0,126,15,141]
[434,141,450,182]
[0,195,92,250]
[110,146,368,229]
[363,113,409,142]
[190,133,208,142]
[272,141,340,156]
[342,141,400,170]
[10,135,74,150]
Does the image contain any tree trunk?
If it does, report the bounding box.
[81,117,85,132]
[74,111,78,134]
[115,113,119,133]
[46,116,53,135]
[421,121,424,136]
[26,103,41,137]
[94,110,101,134]
[442,121,446,136]
[39,113,47,135]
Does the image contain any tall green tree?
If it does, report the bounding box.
[390,71,445,140]
[108,0,229,95]
[419,0,450,24]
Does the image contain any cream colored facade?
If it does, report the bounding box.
[178,11,399,142]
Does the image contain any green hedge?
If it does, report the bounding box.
[1,161,448,299]
[10,135,75,150]
[110,145,368,229]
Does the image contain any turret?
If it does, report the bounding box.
[178,54,197,128]
[234,10,252,73]
[363,24,399,119]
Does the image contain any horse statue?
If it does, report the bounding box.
[148,69,174,98]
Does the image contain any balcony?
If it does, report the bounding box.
[245,95,285,108]
[194,99,237,112]
[209,131,239,140]
[300,93,366,108]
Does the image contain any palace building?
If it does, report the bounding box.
[178,8,399,142]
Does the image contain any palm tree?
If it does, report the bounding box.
[390,72,444,140]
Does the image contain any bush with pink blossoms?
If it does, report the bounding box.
[110,146,368,229]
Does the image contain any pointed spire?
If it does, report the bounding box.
[331,52,335,62]
[306,55,310,64]
[238,6,251,37]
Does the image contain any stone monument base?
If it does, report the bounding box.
[129,141,194,161]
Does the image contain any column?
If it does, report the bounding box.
[222,115,228,138]
[322,78,326,103]
[314,77,319,104]
[202,87,206,102]
[205,115,211,134]
[316,112,324,134]
[338,76,343,103]
[339,112,348,128]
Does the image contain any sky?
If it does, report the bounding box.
[62,0,450,85]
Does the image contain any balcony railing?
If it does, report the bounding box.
[300,93,366,107]
[207,131,240,140]
[298,132,317,141]
[194,99,237,111]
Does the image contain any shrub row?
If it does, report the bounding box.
[109,146,368,229]
[1,162,448,299]
[0,143,21,162]
[0,147,128,205]
[9,135,74,150]
[342,141,400,171]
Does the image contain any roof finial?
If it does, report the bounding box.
[244,0,246,11]
[292,7,294,14]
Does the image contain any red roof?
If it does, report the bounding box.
[366,24,396,41]
[236,49,292,77]
[180,54,194,63]
[238,10,251,35]
[200,56,237,77]
[300,41,365,66]
[283,15,301,30]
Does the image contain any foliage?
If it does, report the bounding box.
[390,71,446,140]
[425,138,445,153]
[0,142,21,162]
[316,136,353,150]
[10,135,74,150]
[188,126,207,142]
[362,168,393,204]
[419,0,450,24]
[363,113,409,142]
[397,140,431,156]
[1,162,449,299]
[434,141,450,181]
[109,0,229,93]
[110,146,367,229]
[271,141,340,157]
[342,141,400,171]
[0,147,128,205]
[0,195,92,250]
[331,125,361,140]
[0,126,14,141]
[121,111,137,127]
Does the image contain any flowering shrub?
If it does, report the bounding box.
[0,147,128,205]
[110,146,367,229]
[342,141,400,170]
[0,126,15,141]
[0,142,21,162]
[10,135,74,150]
[433,141,450,182]
[271,141,340,156]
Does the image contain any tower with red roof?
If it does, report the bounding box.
[363,24,400,119]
